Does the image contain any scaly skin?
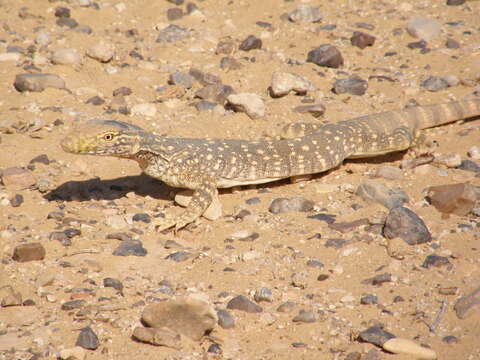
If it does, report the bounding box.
[61,99,480,231]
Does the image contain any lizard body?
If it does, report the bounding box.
[61,99,480,231]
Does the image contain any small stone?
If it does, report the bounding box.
[454,286,480,319]
[442,335,459,344]
[292,310,316,323]
[131,103,157,117]
[141,298,217,340]
[291,271,308,288]
[421,76,448,92]
[195,83,234,104]
[165,251,191,262]
[422,254,451,269]
[14,73,65,92]
[427,183,477,216]
[61,300,86,311]
[216,309,235,329]
[132,327,181,349]
[358,326,395,347]
[360,294,378,305]
[112,240,147,257]
[446,38,460,49]
[51,48,81,66]
[407,40,427,49]
[10,194,24,207]
[270,71,314,97]
[288,5,322,23]
[219,57,242,70]
[132,213,151,223]
[49,231,70,246]
[35,31,51,46]
[207,343,222,354]
[375,166,403,180]
[103,278,123,293]
[443,75,460,87]
[86,41,115,63]
[307,44,344,68]
[447,0,465,5]
[166,8,183,21]
[55,7,71,18]
[0,53,21,62]
[345,352,362,360]
[215,40,236,55]
[350,31,376,49]
[30,154,50,165]
[382,338,437,360]
[226,93,265,119]
[254,288,273,303]
[75,327,99,350]
[168,72,194,89]
[156,24,189,43]
[194,101,217,112]
[324,238,346,248]
[189,68,222,85]
[292,104,326,118]
[105,215,127,229]
[113,87,132,96]
[56,17,78,29]
[59,347,86,360]
[407,18,442,41]
[306,259,324,268]
[239,35,262,51]
[333,75,368,96]
[458,160,480,173]
[467,146,480,160]
[227,295,262,313]
[0,287,22,307]
[12,243,45,262]
[362,273,392,286]
[383,206,432,245]
[356,180,409,209]
[277,301,296,313]
[317,274,329,281]
[269,196,314,213]
[85,96,104,105]
[167,0,184,4]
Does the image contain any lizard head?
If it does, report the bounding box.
[61,119,146,157]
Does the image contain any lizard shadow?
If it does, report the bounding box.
[44,152,409,204]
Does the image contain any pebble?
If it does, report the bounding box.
[168,72,194,89]
[57,17,78,29]
[270,71,314,97]
[362,273,392,286]
[291,271,308,288]
[195,83,234,104]
[112,239,147,256]
[269,196,314,213]
[307,44,344,68]
[1,167,33,190]
[442,335,459,344]
[358,326,395,346]
[427,182,477,216]
[227,295,263,313]
[166,7,183,21]
[141,298,217,340]
[434,152,462,168]
[132,213,151,223]
[356,180,409,210]
[0,53,21,62]
[30,154,50,165]
[219,56,242,70]
[216,309,235,329]
[12,243,46,262]
[383,206,431,245]
[131,103,157,117]
[422,254,451,269]
[277,301,296,313]
[382,338,437,360]
[306,259,324,268]
[61,300,86,311]
[59,347,86,360]
[103,278,123,293]
[55,7,71,18]
[165,251,191,262]
[421,76,449,92]
[239,35,262,51]
[0,286,22,307]
[375,165,403,180]
[14,73,65,92]
[254,287,273,302]
[447,0,465,5]
[406,18,441,41]
[292,104,326,118]
[292,310,317,323]
[156,24,189,43]
[333,75,368,96]
[287,5,322,23]
[35,31,51,46]
[132,327,181,349]
[360,294,378,305]
[189,68,222,85]
[208,343,222,354]
[10,194,24,207]
[106,215,127,229]
[467,146,480,160]
[226,93,265,119]
[445,38,460,49]
[86,40,115,63]
[454,286,480,319]
[85,96,104,105]
[350,31,376,49]
[51,48,82,66]
[75,327,99,350]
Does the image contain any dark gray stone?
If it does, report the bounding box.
[227,295,262,313]
[421,76,449,92]
[383,206,432,245]
[239,35,262,51]
[216,309,235,329]
[358,326,395,346]
[76,327,99,350]
[307,44,343,68]
[333,75,368,95]
[112,240,147,256]
[422,254,451,268]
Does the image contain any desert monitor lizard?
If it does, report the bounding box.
[61,99,480,231]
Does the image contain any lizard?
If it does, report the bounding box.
[61,98,480,232]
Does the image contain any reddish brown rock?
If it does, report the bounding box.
[427,182,477,216]
[1,167,36,190]
[12,243,46,262]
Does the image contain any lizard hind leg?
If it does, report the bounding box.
[410,130,438,156]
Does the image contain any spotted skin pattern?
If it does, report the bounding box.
[61,99,480,231]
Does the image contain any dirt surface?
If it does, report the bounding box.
[0,0,479,359]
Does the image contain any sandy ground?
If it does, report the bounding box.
[0,0,479,359]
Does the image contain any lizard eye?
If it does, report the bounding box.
[103,133,114,141]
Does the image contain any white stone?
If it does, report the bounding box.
[467,146,480,160]
[131,103,157,117]
[270,71,315,97]
[226,93,265,119]
[51,48,81,66]
[383,338,437,359]
[106,215,127,229]
[86,40,115,62]
[59,346,86,360]
[0,53,21,62]
[406,18,442,41]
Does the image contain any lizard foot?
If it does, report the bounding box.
[153,212,199,234]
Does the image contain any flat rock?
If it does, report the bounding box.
[427,182,477,216]
[14,73,65,92]
[383,206,431,245]
[270,71,314,97]
[421,76,449,92]
[227,295,263,313]
[333,75,368,95]
[1,167,36,190]
[0,286,22,307]
[350,31,376,49]
[226,93,265,119]
[156,24,189,43]
[86,40,115,62]
[51,48,82,66]
[75,327,99,350]
[59,347,86,360]
[132,327,181,349]
[239,35,262,51]
[292,104,326,118]
[269,196,314,213]
[422,254,451,268]
[356,180,409,209]
[12,243,46,262]
[141,297,217,340]
[112,239,147,256]
[454,286,480,319]
[288,5,322,23]
[216,309,235,329]
[358,326,395,346]
[407,18,442,41]
[382,338,437,359]
[307,44,344,68]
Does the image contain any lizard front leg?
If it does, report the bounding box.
[154,178,218,232]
